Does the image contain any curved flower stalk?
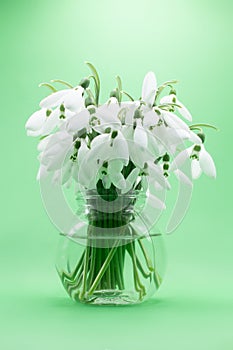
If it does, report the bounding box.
[25,62,217,303]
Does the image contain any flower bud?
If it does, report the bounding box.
[74,140,81,150]
[85,96,95,107]
[197,133,205,143]
[194,145,201,152]
[110,89,119,100]
[169,88,176,96]
[163,153,170,162]
[105,127,111,133]
[134,109,143,119]
[60,104,65,112]
[79,77,90,89]
[46,109,52,117]
[111,130,118,139]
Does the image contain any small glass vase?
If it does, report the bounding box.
[56,190,166,305]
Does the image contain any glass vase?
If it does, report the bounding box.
[56,190,166,305]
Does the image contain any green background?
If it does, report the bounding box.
[0,0,232,349]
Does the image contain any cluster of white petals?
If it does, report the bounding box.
[25,68,216,210]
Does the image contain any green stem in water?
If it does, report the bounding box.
[127,242,146,299]
[138,238,154,272]
[79,245,90,300]
[87,243,118,296]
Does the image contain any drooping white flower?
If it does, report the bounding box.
[25,109,47,137]
[192,145,216,179]
[170,144,216,180]
[25,105,76,138]
[40,87,85,113]
[160,94,192,121]
[77,131,129,189]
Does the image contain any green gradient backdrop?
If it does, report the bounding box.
[0,0,232,349]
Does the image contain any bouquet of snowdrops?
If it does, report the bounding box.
[25,62,216,304]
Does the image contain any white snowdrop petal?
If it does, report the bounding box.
[177,100,192,121]
[40,89,69,108]
[91,133,110,149]
[142,71,157,107]
[174,169,193,186]
[112,133,129,163]
[160,94,174,105]
[37,135,51,152]
[96,103,121,126]
[102,175,112,189]
[108,159,123,174]
[64,88,85,112]
[110,172,126,190]
[41,108,60,135]
[170,146,193,171]
[67,109,90,132]
[123,101,140,126]
[134,123,148,149]
[143,110,159,127]
[191,159,202,179]
[199,147,216,178]
[25,109,47,132]
[77,141,89,166]
[163,111,189,131]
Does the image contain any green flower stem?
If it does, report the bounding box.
[118,245,125,289]
[135,254,151,279]
[137,238,162,288]
[114,248,124,290]
[87,243,96,289]
[79,245,91,300]
[127,242,146,299]
[153,270,162,289]
[87,243,118,296]
[59,251,85,289]
[106,247,111,288]
[138,238,154,272]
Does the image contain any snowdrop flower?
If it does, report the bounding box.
[160,93,192,121]
[25,107,75,137]
[26,62,217,217]
[40,87,85,113]
[78,130,129,189]
[191,144,216,179]
[170,144,216,180]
